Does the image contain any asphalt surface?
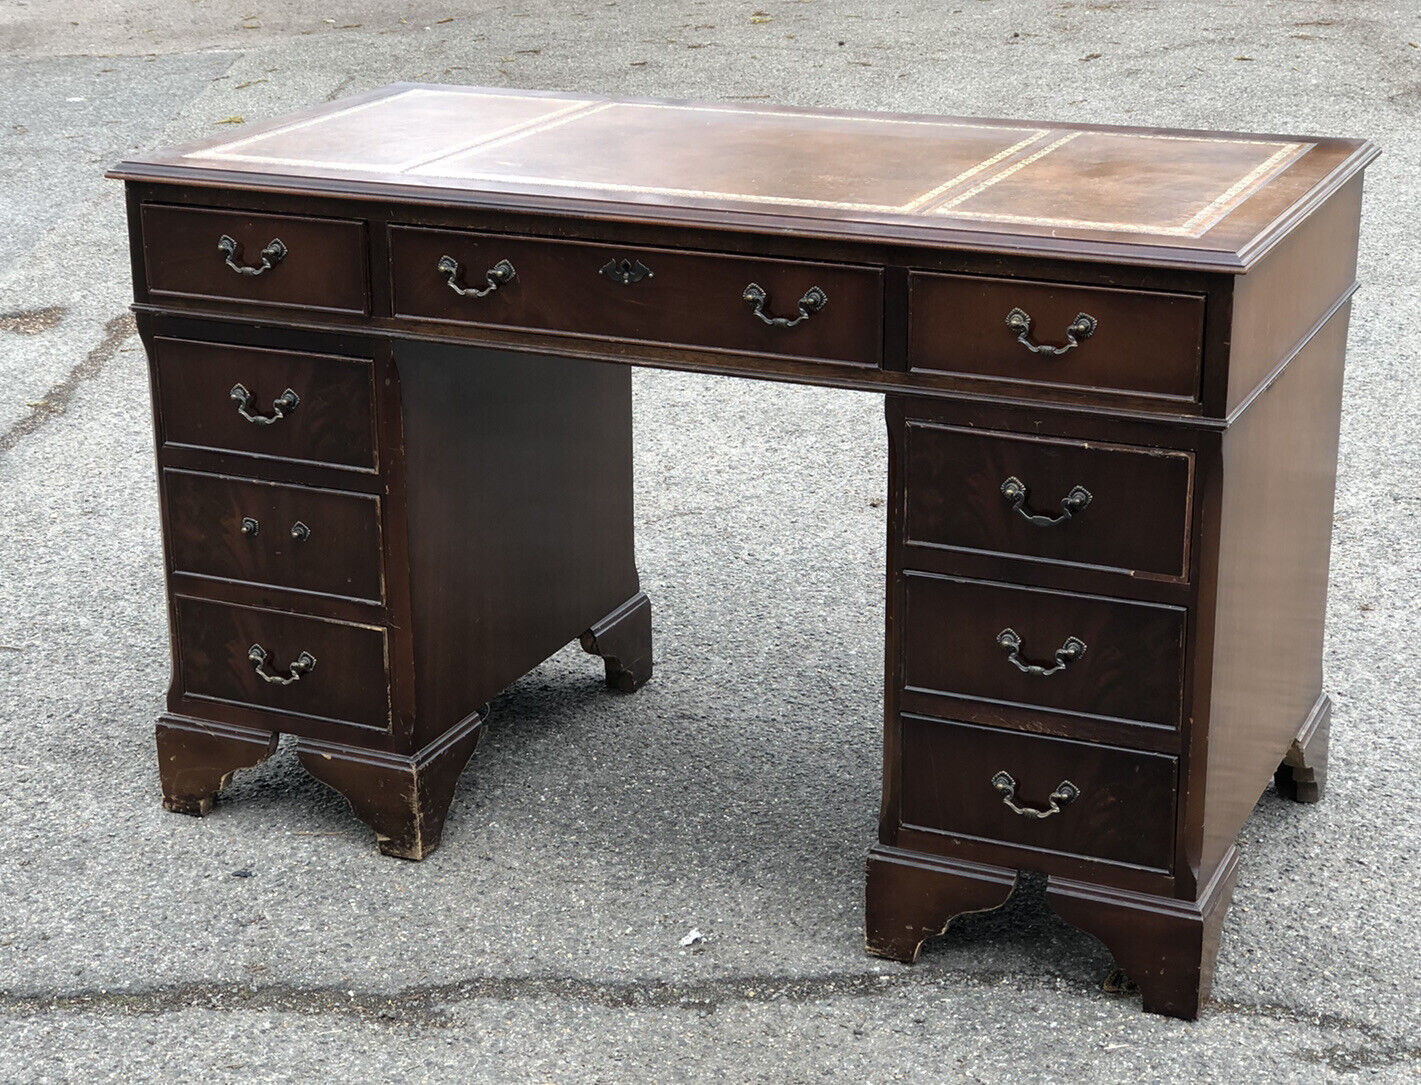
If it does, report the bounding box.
[1,1,1419,1081]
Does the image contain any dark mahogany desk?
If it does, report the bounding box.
[108,85,1375,1019]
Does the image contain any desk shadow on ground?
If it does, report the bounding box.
[207,641,1133,1001]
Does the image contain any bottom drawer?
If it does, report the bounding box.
[899,714,1176,871]
[174,595,390,732]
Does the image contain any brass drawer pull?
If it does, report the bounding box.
[600,257,654,285]
[996,628,1086,676]
[1001,476,1092,526]
[218,234,287,276]
[991,771,1079,819]
[248,643,316,685]
[1005,307,1097,355]
[230,383,299,425]
[743,282,827,328]
[241,519,308,541]
[437,255,516,298]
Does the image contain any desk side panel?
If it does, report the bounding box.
[396,343,641,747]
[1225,174,1362,415]
[1197,302,1348,879]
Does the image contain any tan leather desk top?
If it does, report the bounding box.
[111,84,1375,271]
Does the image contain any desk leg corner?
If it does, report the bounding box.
[295,709,486,860]
[1274,692,1331,804]
[156,713,279,817]
[580,591,653,693]
[865,845,1019,964]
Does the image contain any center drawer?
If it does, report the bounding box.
[901,572,1186,730]
[163,469,384,603]
[388,226,883,367]
[174,596,390,733]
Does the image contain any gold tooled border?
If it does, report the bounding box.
[927,131,1310,236]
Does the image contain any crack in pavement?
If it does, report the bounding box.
[0,312,134,456]
[0,305,66,335]
[0,969,1416,1070]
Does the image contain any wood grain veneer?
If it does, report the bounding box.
[111,84,1373,1019]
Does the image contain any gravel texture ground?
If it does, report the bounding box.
[1,1,1418,1081]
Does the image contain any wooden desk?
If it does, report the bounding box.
[108,85,1376,1019]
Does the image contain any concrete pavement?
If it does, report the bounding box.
[1,1,1419,1080]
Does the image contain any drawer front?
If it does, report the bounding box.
[389,226,883,367]
[174,596,390,732]
[900,714,1176,871]
[153,338,377,471]
[164,470,383,603]
[902,421,1193,579]
[141,204,369,315]
[907,273,1204,403]
[901,572,1185,729]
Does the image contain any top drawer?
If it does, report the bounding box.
[141,204,369,316]
[152,337,378,471]
[907,273,1205,404]
[388,227,883,368]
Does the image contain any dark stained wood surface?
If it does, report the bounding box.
[1225,174,1362,415]
[901,571,1186,730]
[907,272,1205,404]
[297,709,486,860]
[899,714,1177,871]
[1193,304,1349,882]
[114,84,1372,1019]
[173,594,391,733]
[141,204,369,315]
[163,468,384,603]
[901,420,1194,579]
[388,225,883,367]
[155,713,280,816]
[865,846,1018,963]
[153,336,377,471]
[395,341,643,748]
[1046,846,1238,1020]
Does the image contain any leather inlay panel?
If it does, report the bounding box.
[110,84,1373,268]
[929,130,1308,236]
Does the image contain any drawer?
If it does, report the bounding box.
[900,714,1176,871]
[141,204,369,315]
[153,337,377,471]
[901,572,1185,730]
[174,596,390,732]
[164,469,384,603]
[388,226,883,367]
[902,421,1193,579]
[907,272,1205,403]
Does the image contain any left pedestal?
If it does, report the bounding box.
[137,302,646,858]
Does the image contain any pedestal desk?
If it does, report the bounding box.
[108,85,1375,1019]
